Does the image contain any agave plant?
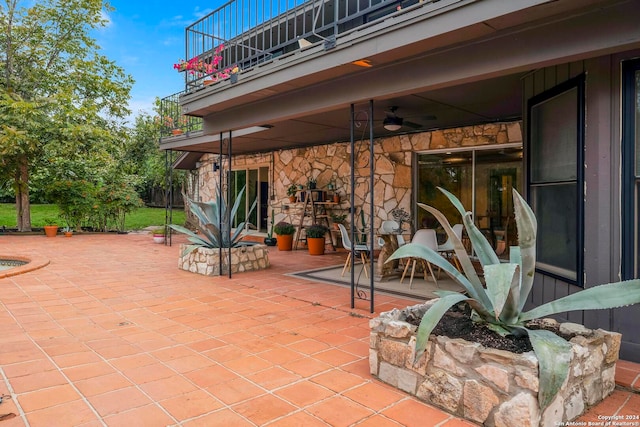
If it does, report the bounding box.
[387,187,640,409]
[170,186,256,254]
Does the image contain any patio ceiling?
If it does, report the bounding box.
[167,71,525,158]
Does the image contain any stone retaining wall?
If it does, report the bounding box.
[369,302,620,427]
[178,244,270,275]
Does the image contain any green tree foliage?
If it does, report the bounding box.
[0,0,133,230]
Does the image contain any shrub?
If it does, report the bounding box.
[306,224,328,238]
[273,221,295,235]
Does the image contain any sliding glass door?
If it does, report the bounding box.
[416,145,522,257]
[230,166,270,233]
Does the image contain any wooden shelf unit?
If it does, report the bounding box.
[293,190,337,251]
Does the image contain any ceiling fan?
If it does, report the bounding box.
[382,106,435,131]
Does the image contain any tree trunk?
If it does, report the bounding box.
[15,155,31,232]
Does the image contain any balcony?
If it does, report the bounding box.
[160,0,627,156]
[160,0,475,146]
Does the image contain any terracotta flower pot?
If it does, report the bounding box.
[276,233,293,251]
[171,129,183,136]
[44,225,58,237]
[307,237,325,255]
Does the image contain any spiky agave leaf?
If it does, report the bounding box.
[169,224,213,248]
[413,292,469,363]
[525,328,573,409]
[438,187,500,267]
[417,202,488,306]
[483,263,518,321]
[519,279,640,322]
[512,189,537,312]
[387,243,492,310]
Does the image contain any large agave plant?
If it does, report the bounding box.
[170,186,257,254]
[387,187,640,409]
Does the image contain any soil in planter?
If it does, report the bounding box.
[405,302,578,353]
[406,302,534,353]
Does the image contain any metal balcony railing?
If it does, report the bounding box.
[159,91,203,137]
[179,0,436,91]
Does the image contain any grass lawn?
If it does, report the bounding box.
[0,203,186,230]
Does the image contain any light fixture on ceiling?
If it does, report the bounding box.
[351,59,372,68]
[383,115,403,132]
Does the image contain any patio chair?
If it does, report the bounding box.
[378,219,406,248]
[437,223,463,270]
[338,224,371,279]
[400,228,439,288]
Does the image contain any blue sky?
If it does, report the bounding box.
[96,1,223,123]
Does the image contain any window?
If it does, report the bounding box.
[416,145,522,258]
[622,58,640,279]
[527,75,585,285]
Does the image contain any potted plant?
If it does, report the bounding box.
[305,224,327,255]
[264,210,277,246]
[273,221,295,251]
[330,213,347,230]
[374,187,640,426]
[43,217,59,237]
[287,184,298,203]
[307,178,317,189]
[152,227,165,244]
[62,226,73,237]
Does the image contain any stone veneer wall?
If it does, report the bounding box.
[369,302,620,427]
[178,244,270,275]
[195,122,522,230]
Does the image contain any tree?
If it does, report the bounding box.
[0,0,133,230]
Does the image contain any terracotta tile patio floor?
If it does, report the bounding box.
[0,233,639,426]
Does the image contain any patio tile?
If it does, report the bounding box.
[139,375,199,401]
[120,362,176,384]
[232,394,297,425]
[18,384,81,412]
[266,410,333,427]
[274,380,335,407]
[343,382,407,411]
[310,368,367,393]
[221,354,272,374]
[312,347,362,366]
[51,351,103,368]
[63,361,116,381]
[380,399,451,427]
[207,377,265,405]
[25,400,99,427]
[245,366,301,390]
[307,395,375,426]
[180,408,254,426]
[102,404,175,426]
[184,364,238,388]
[281,356,333,377]
[353,415,406,427]
[159,389,223,421]
[85,387,153,417]
[8,369,68,393]
[73,372,133,397]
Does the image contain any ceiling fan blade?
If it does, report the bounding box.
[404,120,422,129]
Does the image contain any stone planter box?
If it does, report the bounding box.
[178,244,270,276]
[369,302,621,427]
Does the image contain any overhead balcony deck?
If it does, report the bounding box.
[160,0,640,155]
